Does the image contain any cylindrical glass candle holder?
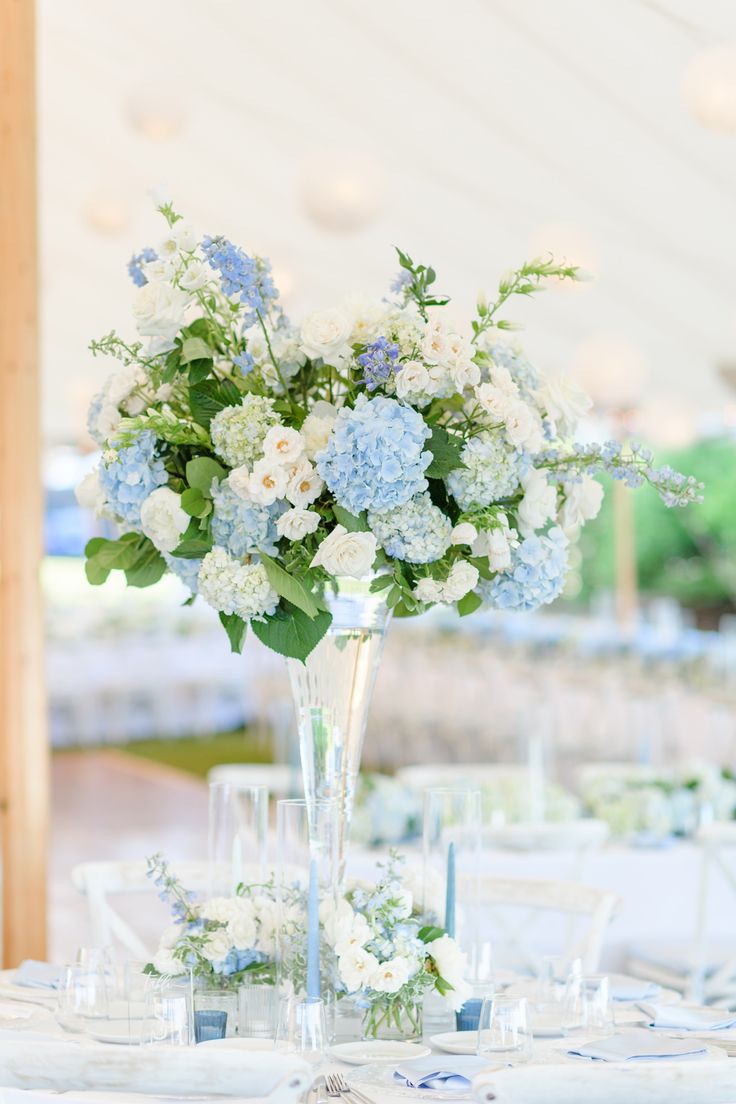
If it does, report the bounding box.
[208,781,268,897]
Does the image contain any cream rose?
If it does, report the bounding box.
[276,508,320,541]
[310,525,377,578]
[414,577,444,604]
[517,469,557,534]
[442,561,480,603]
[537,372,592,435]
[132,281,189,341]
[300,308,352,361]
[395,359,430,401]
[559,475,604,530]
[140,487,189,553]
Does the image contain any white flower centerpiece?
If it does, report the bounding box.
[79,201,702,863]
[324,853,470,1041]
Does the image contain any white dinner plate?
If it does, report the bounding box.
[85,1018,146,1045]
[430,1031,478,1055]
[349,1062,473,1101]
[329,1040,431,1065]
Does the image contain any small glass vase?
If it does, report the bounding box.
[362,997,423,1043]
[193,981,239,1038]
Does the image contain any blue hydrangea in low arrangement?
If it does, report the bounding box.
[78,200,702,660]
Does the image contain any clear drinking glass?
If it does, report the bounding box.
[208,780,268,897]
[238,983,278,1038]
[561,974,614,1038]
[275,994,326,1064]
[124,962,155,1043]
[477,996,533,1066]
[57,963,109,1033]
[142,976,194,1046]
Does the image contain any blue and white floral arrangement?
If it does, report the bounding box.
[78,201,702,659]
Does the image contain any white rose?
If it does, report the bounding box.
[227,912,257,950]
[201,929,233,964]
[536,373,592,436]
[140,487,189,553]
[451,522,478,546]
[442,561,480,603]
[301,401,338,459]
[339,947,380,993]
[559,475,604,530]
[414,577,444,604]
[105,363,147,408]
[321,898,356,946]
[504,398,545,453]
[152,949,185,977]
[132,281,189,341]
[262,425,305,466]
[517,469,558,535]
[310,525,377,579]
[75,469,106,516]
[179,259,211,292]
[475,382,513,422]
[300,308,352,361]
[370,955,412,994]
[286,460,324,507]
[422,319,450,365]
[489,364,519,398]
[335,914,372,958]
[201,897,238,924]
[276,507,320,540]
[395,360,430,401]
[248,459,288,505]
[227,466,253,501]
[344,296,385,345]
[159,923,183,950]
[449,358,481,393]
[142,257,176,284]
[425,363,451,397]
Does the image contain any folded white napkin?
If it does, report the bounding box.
[607,974,660,1002]
[568,1028,708,1062]
[394,1056,489,1091]
[640,1003,736,1032]
[14,962,63,990]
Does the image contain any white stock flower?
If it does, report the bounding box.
[132,282,189,341]
[339,947,380,993]
[517,469,558,534]
[395,360,431,401]
[201,929,233,963]
[442,561,480,603]
[300,308,352,361]
[285,460,324,507]
[178,259,211,292]
[504,398,544,453]
[451,522,478,546]
[414,577,444,604]
[248,459,289,505]
[310,525,377,579]
[301,401,338,460]
[262,425,305,466]
[140,487,189,553]
[537,373,592,435]
[559,475,604,530]
[276,507,320,540]
[75,469,107,516]
[370,955,412,994]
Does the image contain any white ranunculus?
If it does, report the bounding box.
[152,948,185,976]
[140,487,189,553]
[285,460,324,507]
[442,561,480,603]
[504,398,544,453]
[178,259,211,292]
[517,469,558,535]
[339,947,381,993]
[132,281,189,341]
[559,475,604,530]
[276,507,320,541]
[262,425,304,466]
[370,955,412,994]
[300,308,352,361]
[414,577,444,604]
[310,525,377,579]
[451,522,478,547]
[201,929,233,964]
[395,359,430,401]
[301,401,338,460]
[75,469,106,516]
[248,459,289,505]
[536,372,592,436]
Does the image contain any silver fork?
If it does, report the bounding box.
[324,1072,375,1104]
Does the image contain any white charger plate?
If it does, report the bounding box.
[330,1040,431,1065]
[430,1031,478,1055]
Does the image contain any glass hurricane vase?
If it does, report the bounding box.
[286,577,389,877]
[362,996,424,1043]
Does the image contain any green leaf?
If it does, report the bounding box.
[93,536,143,571]
[219,611,247,654]
[369,574,394,592]
[171,537,213,559]
[181,486,211,518]
[84,537,108,558]
[469,556,494,581]
[251,602,332,662]
[418,925,445,943]
[189,378,242,428]
[457,590,483,617]
[188,360,214,386]
[259,553,319,619]
[84,559,110,585]
[186,457,226,497]
[180,336,213,365]
[425,426,466,479]
[333,505,370,532]
[125,545,168,588]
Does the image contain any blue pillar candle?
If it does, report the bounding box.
[445,841,456,939]
[306,858,321,1001]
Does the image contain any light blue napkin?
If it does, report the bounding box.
[568,1028,708,1062]
[14,961,63,989]
[640,1003,736,1031]
[394,1056,489,1091]
[607,974,660,1002]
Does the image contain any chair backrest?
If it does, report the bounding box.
[0,1039,311,1101]
[207,763,301,796]
[396,763,528,790]
[691,820,736,1003]
[481,819,610,853]
[72,860,211,959]
[464,874,619,975]
[473,1056,736,1104]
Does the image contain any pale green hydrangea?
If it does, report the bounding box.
[210,395,279,469]
[198,547,278,621]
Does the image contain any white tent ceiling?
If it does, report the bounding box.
[39,0,736,445]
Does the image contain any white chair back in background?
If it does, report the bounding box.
[396,763,529,790]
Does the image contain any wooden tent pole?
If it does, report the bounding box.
[0,0,48,964]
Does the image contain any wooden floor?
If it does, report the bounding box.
[49,750,209,962]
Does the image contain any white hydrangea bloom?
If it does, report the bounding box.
[198,547,279,620]
[447,431,522,510]
[210,395,280,468]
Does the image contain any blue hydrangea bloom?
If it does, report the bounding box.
[211,479,281,557]
[368,493,451,563]
[163,553,200,594]
[232,351,254,376]
[488,342,540,400]
[98,431,167,527]
[358,336,399,391]
[316,394,432,515]
[447,431,523,509]
[201,236,277,323]
[487,527,568,612]
[127,247,157,287]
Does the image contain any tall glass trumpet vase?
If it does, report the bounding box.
[286,577,389,877]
